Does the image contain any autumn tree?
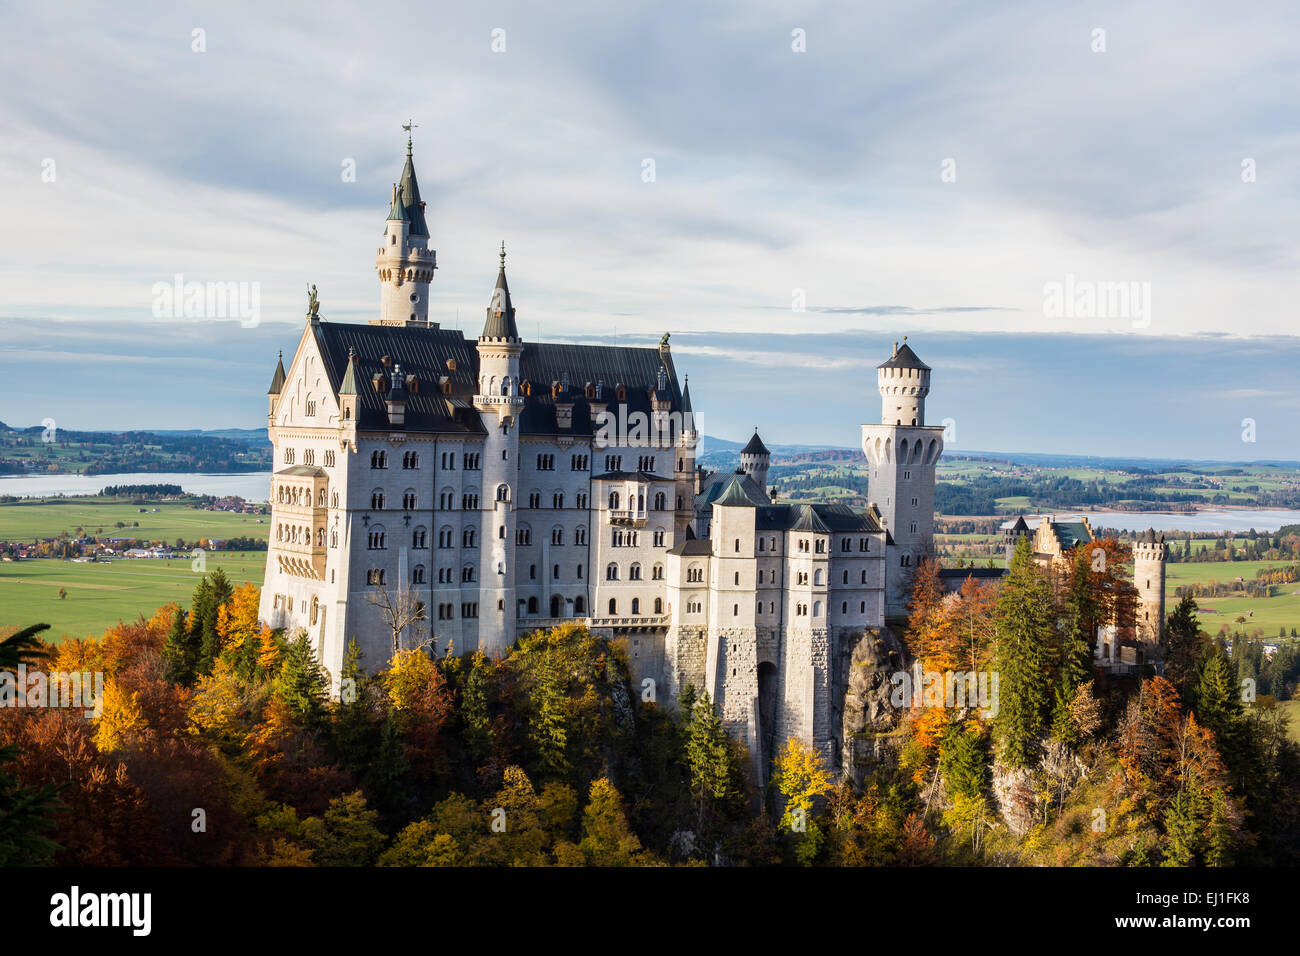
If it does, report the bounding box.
[771,737,835,865]
[576,777,650,866]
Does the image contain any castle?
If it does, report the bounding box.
[1000,514,1167,667]
[257,136,1159,781]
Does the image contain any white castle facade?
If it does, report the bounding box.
[258,139,940,776]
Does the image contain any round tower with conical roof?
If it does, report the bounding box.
[374,132,437,327]
[877,337,931,426]
[739,429,770,494]
[861,337,944,618]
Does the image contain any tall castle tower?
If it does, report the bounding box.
[860,338,944,617]
[473,243,525,654]
[374,129,437,327]
[1133,529,1168,651]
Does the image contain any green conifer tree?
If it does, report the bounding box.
[994,536,1053,768]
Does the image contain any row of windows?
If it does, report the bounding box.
[604,562,666,581]
[604,597,663,616]
[276,524,325,546]
[435,603,479,619]
[276,485,328,507]
[607,491,671,511]
[281,449,336,467]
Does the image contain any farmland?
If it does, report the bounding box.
[0,552,268,641]
[0,496,269,545]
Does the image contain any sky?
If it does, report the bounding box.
[2,0,1297,459]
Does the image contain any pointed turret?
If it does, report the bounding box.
[267,350,286,395]
[267,350,287,424]
[339,347,359,395]
[387,183,408,222]
[397,133,429,237]
[481,242,519,341]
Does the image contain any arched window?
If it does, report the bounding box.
[574,596,586,614]
[606,563,619,581]
[631,597,640,614]
[412,526,427,548]
[654,597,663,614]
[654,491,666,510]
[527,596,538,614]
[608,598,617,615]
[550,595,562,617]
[370,489,385,510]
[630,563,642,580]
[413,565,426,584]
[496,483,510,502]
[609,491,620,510]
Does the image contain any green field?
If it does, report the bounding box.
[0,497,268,544]
[1164,559,1300,636]
[0,553,268,641]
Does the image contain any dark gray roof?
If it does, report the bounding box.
[667,538,712,556]
[741,431,769,456]
[878,341,929,371]
[592,471,670,482]
[755,502,882,533]
[713,475,757,507]
[312,321,688,437]
[697,471,768,509]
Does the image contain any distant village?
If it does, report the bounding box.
[0,493,267,563]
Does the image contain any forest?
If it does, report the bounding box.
[1,535,1297,866]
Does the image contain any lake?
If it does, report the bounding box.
[1069,510,1300,534]
[1,475,1298,533]
[0,472,273,503]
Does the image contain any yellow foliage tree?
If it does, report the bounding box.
[217,583,263,658]
[772,737,835,864]
[382,647,436,715]
[189,656,246,749]
[95,678,146,752]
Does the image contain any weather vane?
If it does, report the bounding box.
[402,118,418,151]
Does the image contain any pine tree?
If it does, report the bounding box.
[1164,594,1203,699]
[994,536,1053,768]
[529,648,571,778]
[276,632,328,725]
[1059,546,1097,694]
[162,604,198,685]
[684,691,739,840]
[461,651,494,766]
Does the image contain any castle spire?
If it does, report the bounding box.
[481,242,519,340]
[396,125,428,238]
[267,350,286,395]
